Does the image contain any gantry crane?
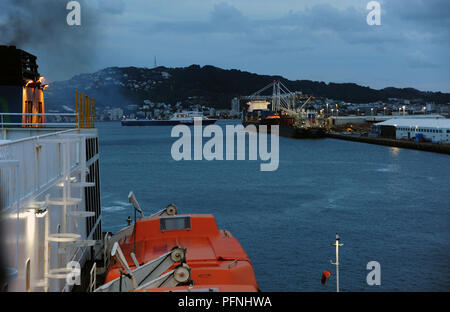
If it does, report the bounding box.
[237,81,327,129]
[237,80,313,118]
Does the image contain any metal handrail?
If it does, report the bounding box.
[0,113,76,116]
[1,123,77,126]
[0,112,78,129]
[1,91,96,129]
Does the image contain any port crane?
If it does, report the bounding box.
[238,80,327,129]
[238,80,313,118]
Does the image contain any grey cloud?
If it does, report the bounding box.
[135,2,407,46]
[120,1,448,81]
[388,0,450,23]
[406,51,439,68]
[0,0,124,81]
[97,0,126,15]
[1,0,447,91]
[141,2,251,35]
[384,0,450,44]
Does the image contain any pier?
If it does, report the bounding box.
[327,133,450,155]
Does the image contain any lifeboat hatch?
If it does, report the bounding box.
[160,216,191,232]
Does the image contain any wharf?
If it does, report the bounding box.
[327,133,450,155]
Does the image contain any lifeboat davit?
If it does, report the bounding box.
[96,199,259,292]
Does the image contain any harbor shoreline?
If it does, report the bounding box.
[327,133,450,155]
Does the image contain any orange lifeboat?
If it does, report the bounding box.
[98,204,259,292]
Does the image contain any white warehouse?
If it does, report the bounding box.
[373,118,450,144]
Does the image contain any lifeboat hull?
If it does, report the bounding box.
[103,214,259,292]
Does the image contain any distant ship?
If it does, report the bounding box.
[240,81,327,139]
[243,112,327,139]
[121,111,217,126]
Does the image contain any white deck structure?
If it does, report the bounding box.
[0,126,102,292]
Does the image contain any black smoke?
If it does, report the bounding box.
[0,0,107,82]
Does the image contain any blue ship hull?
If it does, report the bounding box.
[121,119,217,126]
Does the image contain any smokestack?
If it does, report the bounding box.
[0,45,40,85]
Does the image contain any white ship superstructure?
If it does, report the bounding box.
[0,115,102,292]
[0,46,102,292]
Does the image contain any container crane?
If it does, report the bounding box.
[238,80,312,118]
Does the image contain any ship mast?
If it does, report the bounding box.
[331,233,343,292]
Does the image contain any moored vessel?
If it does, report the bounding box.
[239,81,327,139]
[121,111,217,126]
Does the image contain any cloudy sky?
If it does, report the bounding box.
[1,0,449,92]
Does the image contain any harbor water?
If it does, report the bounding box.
[97,120,450,292]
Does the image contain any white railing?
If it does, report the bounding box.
[0,112,77,129]
[0,160,20,215]
[0,129,80,209]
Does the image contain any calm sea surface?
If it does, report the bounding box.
[97,121,450,291]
